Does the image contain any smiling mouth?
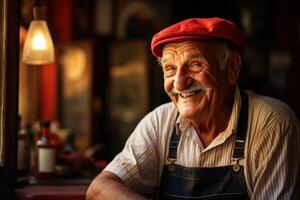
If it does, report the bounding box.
[179,89,202,98]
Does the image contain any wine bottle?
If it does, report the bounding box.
[35,120,57,179]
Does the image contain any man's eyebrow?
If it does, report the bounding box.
[188,54,205,60]
[160,54,205,63]
[160,58,169,65]
[160,54,206,67]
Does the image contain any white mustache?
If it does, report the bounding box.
[170,84,208,96]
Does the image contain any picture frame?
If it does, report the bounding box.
[57,40,93,151]
[108,40,150,153]
[115,0,169,39]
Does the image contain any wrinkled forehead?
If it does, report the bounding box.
[162,41,205,56]
[161,41,221,61]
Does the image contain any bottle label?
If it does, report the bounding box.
[18,140,27,170]
[38,148,56,173]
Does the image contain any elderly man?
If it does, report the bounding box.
[87,18,300,199]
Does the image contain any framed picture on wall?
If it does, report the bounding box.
[108,40,150,153]
[57,40,93,151]
[115,0,169,39]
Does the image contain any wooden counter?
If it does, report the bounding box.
[14,185,89,200]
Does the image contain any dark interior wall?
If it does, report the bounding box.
[170,0,242,25]
[274,0,300,118]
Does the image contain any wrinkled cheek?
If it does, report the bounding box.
[164,79,173,94]
[164,80,177,103]
[198,71,218,88]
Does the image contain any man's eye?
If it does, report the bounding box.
[163,66,176,76]
[189,62,206,72]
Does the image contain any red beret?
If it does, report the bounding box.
[151,17,246,58]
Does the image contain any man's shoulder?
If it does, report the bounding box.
[141,102,177,126]
[153,102,176,112]
[247,91,298,124]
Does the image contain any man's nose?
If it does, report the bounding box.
[173,67,191,91]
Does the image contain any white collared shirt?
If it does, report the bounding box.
[104,87,300,199]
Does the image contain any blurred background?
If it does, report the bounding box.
[18,0,300,168]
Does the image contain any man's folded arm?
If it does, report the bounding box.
[86,170,149,200]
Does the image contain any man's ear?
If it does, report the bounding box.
[227,52,241,84]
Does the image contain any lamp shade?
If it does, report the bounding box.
[22,20,55,65]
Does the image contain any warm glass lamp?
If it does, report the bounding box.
[22,4,54,65]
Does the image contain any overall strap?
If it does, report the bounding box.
[168,114,180,161]
[232,90,248,160]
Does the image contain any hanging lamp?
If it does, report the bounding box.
[22,0,54,65]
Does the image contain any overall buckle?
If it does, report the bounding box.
[231,158,241,172]
[167,158,176,171]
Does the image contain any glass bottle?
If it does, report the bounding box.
[35,120,57,179]
[62,129,77,153]
[17,119,30,178]
[25,123,36,175]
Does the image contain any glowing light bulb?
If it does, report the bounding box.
[32,32,47,50]
[22,20,55,65]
